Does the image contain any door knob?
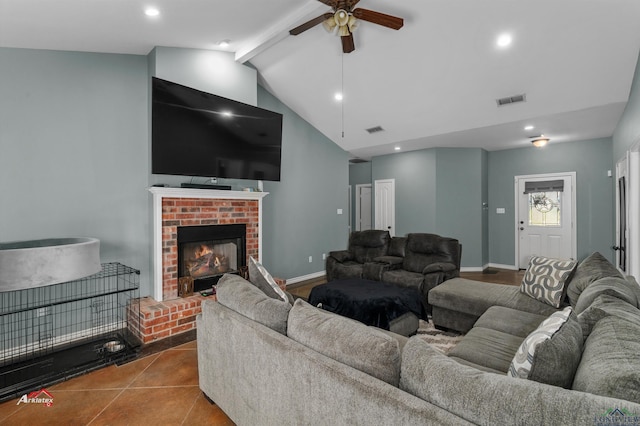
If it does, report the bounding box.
[387,226,391,230]
[519,221,524,224]
[519,227,524,231]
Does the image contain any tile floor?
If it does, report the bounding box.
[0,339,234,425]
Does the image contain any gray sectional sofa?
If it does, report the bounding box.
[197,262,640,426]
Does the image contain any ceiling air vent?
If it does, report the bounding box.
[496,94,526,107]
[365,126,385,134]
[349,158,369,164]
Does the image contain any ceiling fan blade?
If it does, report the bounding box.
[341,33,355,53]
[345,0,361,10]
[289,13,334,36]
[317,0,337,7]
[352,8,404,30]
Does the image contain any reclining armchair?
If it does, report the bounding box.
[325,230,390,282]
[380,233,461,313]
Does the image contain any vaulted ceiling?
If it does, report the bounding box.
[2,0,639,159]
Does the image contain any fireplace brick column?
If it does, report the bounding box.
[135,187,269,343]
[161,197,259,299]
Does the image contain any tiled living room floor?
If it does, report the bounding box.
[0,340,234,426]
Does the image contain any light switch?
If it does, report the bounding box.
[337,209,343,215]
[496,208,506,214]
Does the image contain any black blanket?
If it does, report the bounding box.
[307,279,427,330]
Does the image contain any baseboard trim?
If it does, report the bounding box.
[487,262,519,271]
[285,271,326,286]
[460,266,484,272]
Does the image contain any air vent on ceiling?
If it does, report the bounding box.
[349,158,369,164]
[496,94,526,107]
[365,126,385,134]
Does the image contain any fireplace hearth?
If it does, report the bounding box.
[177,224,246,292]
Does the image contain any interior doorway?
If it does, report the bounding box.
[515,172,576,269]
[355,184,372,231]
[374,179,395,237]
[616,142,640,279]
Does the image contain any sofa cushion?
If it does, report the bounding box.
[429,278,560,320]
[287,299,402,387]
[248,256,288,303]
[350,230,390,264]
[574,276,640,315]
[388,236,406,257]
[566,252,622,308]
[572,316,640,404]
[473,306,548,338]
[216,274,291,335]
[403,233,459,274]
[448,327,524,373]
[577,294,640,337]
[508,307,578,387]
[520,256,577,308]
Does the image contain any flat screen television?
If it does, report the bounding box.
[152,77,283,181]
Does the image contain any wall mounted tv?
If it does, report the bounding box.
[152,77,283,181]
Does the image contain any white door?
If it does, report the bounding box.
[615,155,629,273]
[516,173,576,269]
[374,179,395,236]
[355,184,372,231]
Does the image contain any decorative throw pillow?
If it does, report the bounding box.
[521,256,577,308]
[248,256,288,303]
[508,307,572,380]
[565,252,622,308]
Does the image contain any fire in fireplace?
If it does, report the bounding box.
[177,224,246,292]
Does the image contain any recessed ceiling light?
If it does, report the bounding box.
[217,40,231,48]
[334,92,343,101]
[524,125,534,131]
[144,7,160,17]
[394,146,401,151]
[221,111,233,117]
[496,33,512,48]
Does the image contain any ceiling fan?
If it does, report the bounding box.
[289,0,404,53]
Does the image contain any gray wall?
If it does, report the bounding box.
[488,138,615,266]
[613,49,640,161]
[259,86,350,279]
[0,47,151,291]
[372,149,438,234]
[369,148,485,268]
[0,46,350,295]
[434,148,486,268]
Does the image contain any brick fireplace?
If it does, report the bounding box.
[133,187,268,343]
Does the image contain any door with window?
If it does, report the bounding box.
[516,173,576,269]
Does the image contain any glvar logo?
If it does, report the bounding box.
[16,389,54,407]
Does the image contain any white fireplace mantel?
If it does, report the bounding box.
[149,187,268,301]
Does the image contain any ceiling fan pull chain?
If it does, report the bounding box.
[341,52,345,138]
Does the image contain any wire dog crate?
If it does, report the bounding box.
[0,262,140,402]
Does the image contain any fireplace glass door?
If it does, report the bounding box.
[177,224,246,292]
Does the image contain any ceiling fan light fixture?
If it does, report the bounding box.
[338,25,350,37]
[323,17,337,33]
[348,16,359,32]
[335,9,350,27]
[531,137,550,148]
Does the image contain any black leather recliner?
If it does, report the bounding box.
[325,230,390,281]
[381,233,462,313]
